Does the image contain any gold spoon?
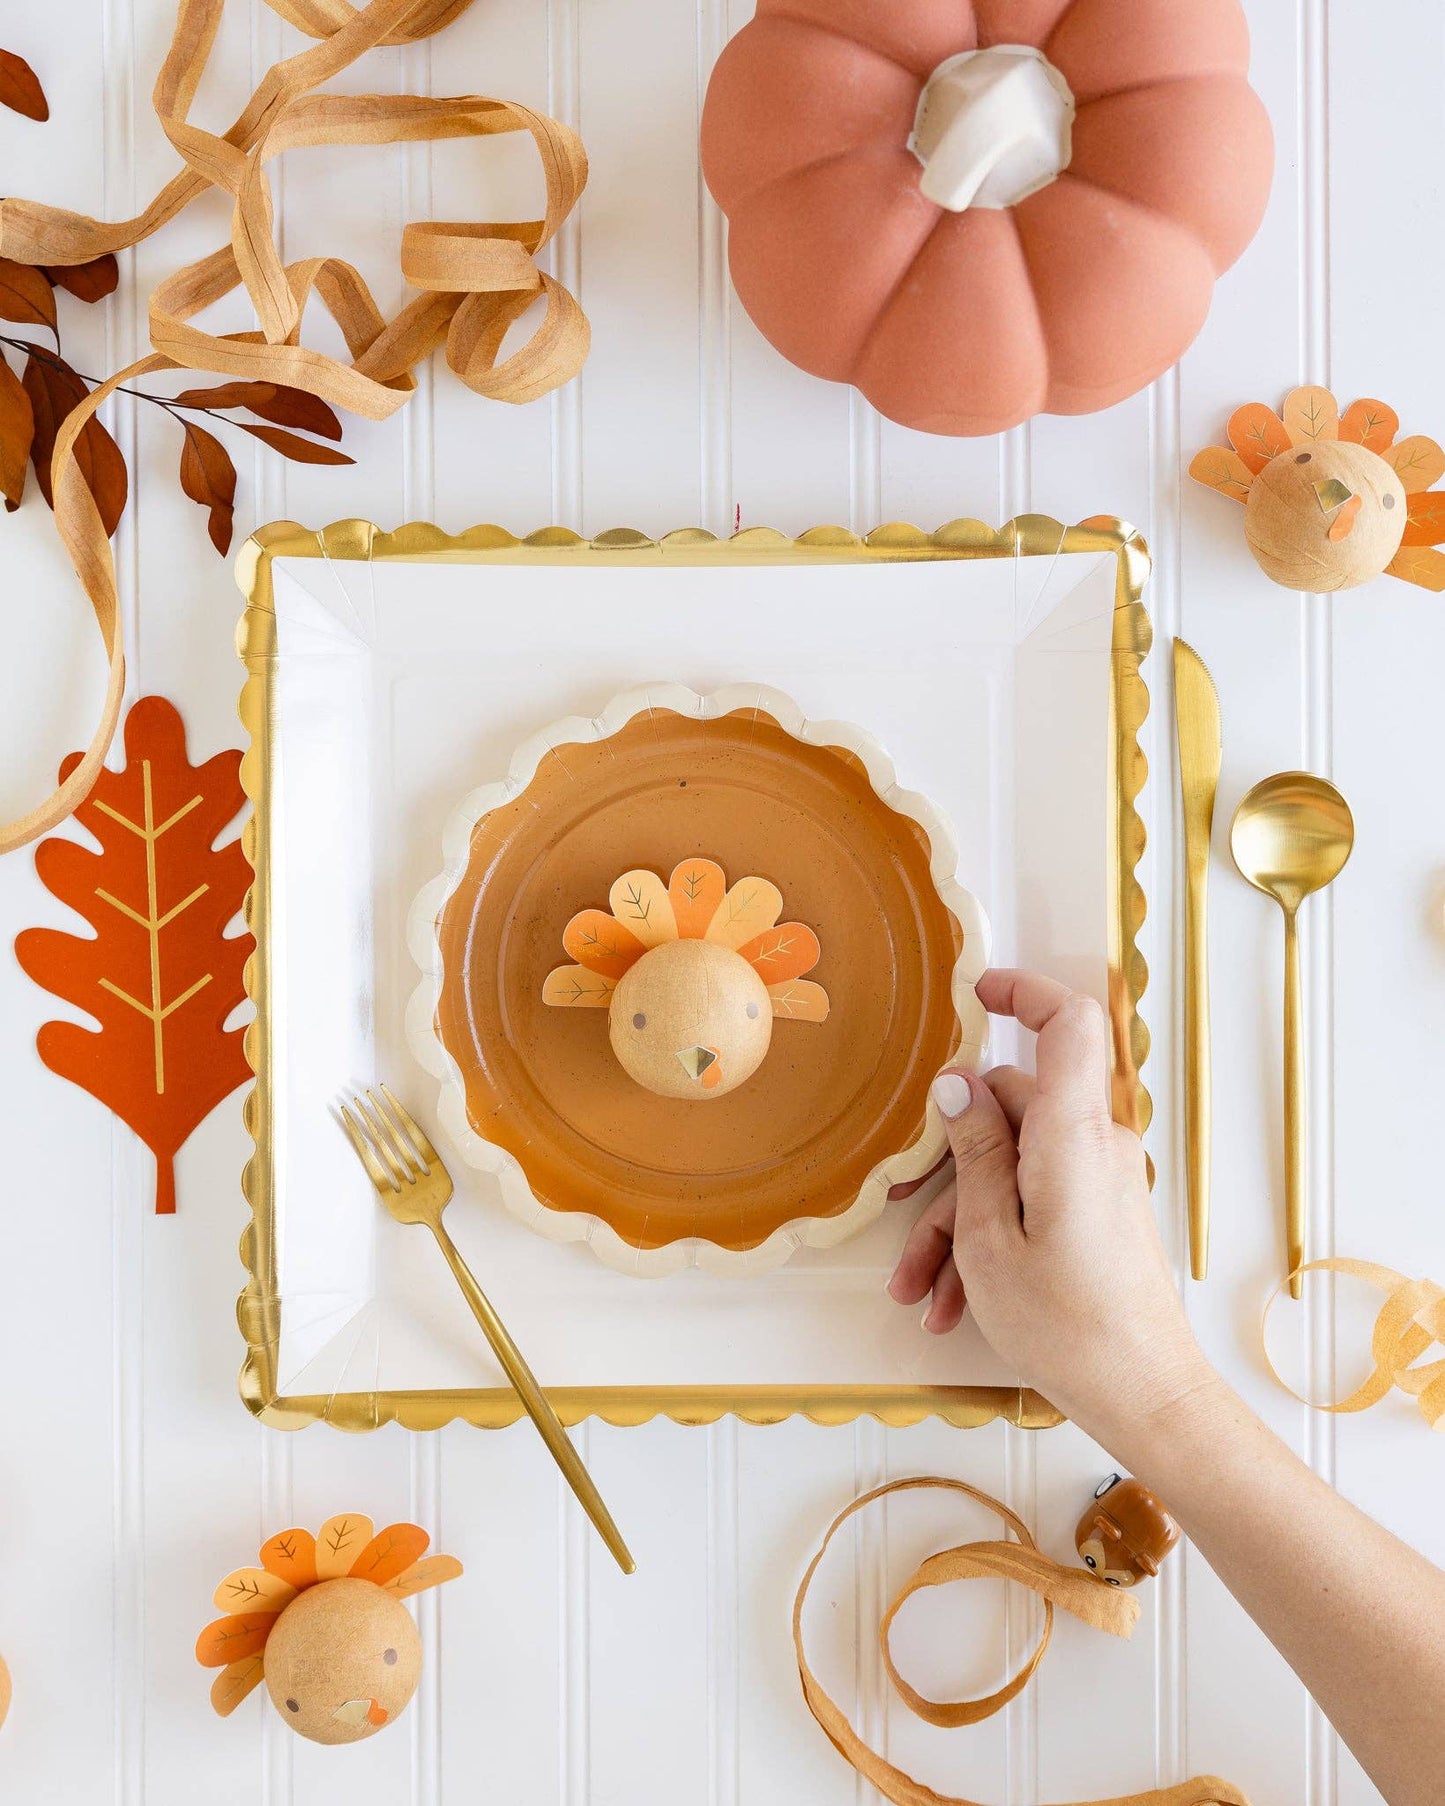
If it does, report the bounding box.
[1230,773,1354,1298]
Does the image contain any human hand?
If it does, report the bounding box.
[887,969,1213,1446]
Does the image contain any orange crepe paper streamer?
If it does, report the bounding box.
[0,0,589,857]
[0,1654,10,1733]
[14,696,253,1214]
[1264,1258,1445,1429]
[796,1478,1250,1806]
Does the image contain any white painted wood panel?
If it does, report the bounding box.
[0,3,1437,1802]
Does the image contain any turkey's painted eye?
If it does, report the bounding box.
[745,1002,759,1019]
[1084,1554,1096,1570]
[632,1013,647,1030]
[1296,452,1312,464]
[286,1699,300,1713]
[383,1648,398,1666]
[1107,1577,1122,1586]
[1383,493,1396,509]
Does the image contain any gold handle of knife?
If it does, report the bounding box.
[1173,638,1220,1287]
[1183,868,1210,1280]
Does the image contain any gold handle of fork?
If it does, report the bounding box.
[429,1220,636,1575]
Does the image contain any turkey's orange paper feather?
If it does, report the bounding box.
[348,1523,431,1588]
[562,909,647,980]
[668,857,726,938]
[1227,402,1290,473]
[735,923,821,984]
[1339,397,1399,453]
[195,1612,279,1669]
[14,696,252,1213]
[260,1527,318,1589]
[1403,489,1445,546]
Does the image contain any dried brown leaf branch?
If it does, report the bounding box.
[0,314,353,556]
[0,49,47,123]
[0,48,349,557]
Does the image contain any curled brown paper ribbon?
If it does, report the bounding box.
[1264,1258,1445,1429]
[795,1478,1250,1806]
[0,0,588,854]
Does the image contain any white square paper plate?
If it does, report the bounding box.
[234,518,1151,1431]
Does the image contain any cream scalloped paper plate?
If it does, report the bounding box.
[407,683,988,1276]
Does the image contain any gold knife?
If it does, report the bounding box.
[1173,639,1221,1281]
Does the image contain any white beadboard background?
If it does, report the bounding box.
[0,3,1441,1802]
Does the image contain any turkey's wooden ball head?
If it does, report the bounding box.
[609,940,772,1100]
[262,1579,422,1745]
[1245,440,1406,591]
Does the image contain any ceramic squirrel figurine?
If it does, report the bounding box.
[1075,1474,1180,1588]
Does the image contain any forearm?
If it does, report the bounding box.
[1096,1375,1445,1806]
[910,968,1445,1801]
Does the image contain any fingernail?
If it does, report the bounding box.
[931,1072,971,1119]
[885,1274,902,1302]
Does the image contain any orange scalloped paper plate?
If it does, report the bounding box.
[407,685,988,1276]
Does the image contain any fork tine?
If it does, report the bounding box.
[340,1103,400,1193]
[357,1090,418,1184]
[369,1086,430,1176]
[379,1085,437,1169]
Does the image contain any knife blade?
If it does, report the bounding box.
[1173,638,1221,1282]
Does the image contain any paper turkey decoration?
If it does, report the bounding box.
[196,1514,462,1743]
[543,858,829,1101]
[701,0,1273,435]
[1191,387,1445,592]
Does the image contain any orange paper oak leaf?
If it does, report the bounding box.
[14,696,253,1213]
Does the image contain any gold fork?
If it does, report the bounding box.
[340,1086,635,1575]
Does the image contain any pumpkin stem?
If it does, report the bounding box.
[908,45,1074,214]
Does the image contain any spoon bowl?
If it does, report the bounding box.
[1229,772,1355,915]
[1230,772,1354,1298]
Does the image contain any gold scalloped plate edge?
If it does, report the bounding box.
[241,1383,1065,1433]
[232,515,1151,1431]
[405,679,991,1277]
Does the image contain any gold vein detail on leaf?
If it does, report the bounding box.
[92,761,210,1094]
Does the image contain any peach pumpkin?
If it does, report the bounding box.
[701,0,1274,436]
